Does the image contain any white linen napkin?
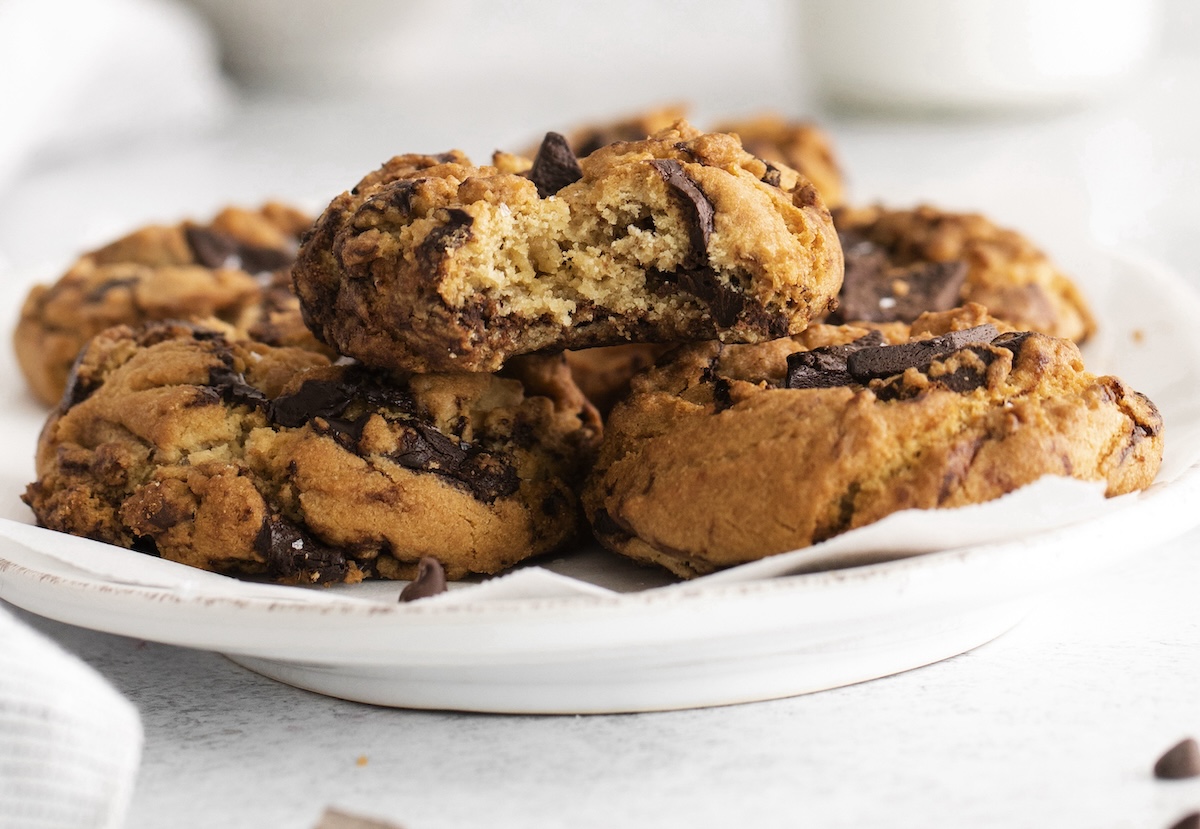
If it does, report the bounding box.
[0,603,142,829]
[0,0,229,192]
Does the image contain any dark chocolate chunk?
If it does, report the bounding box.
[990,330,1036,355]
[784,330,886,390]
[847,325,999,382]
[417,208,474,268]
[84,277,139,302]
[207,354,270,412]
[761,162,782,188]
[235,243,293,275]
[255,513,349,584]
[837,234,968,323]
[392,423,467,472]
[1169,813,1200,829]
[1155,738,1200,780]
[528,132,584,198]
[648,158,714,266]
[185,225,239,269]
[711,377,734,412]
[676,266,743,327]
[184,224,293,274]
[398,556,448,602]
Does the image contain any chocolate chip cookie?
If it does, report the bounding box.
[14,203,325,406]
[24,323,601,584]
[583,305,1162,578]
[293,122,843,374]
[831,204,1096,342]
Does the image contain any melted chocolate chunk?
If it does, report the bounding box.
[391,424,519,503]
[784,331,886,390]
[676,266,744,327]
[207,355,270,412]
[528,132,584,198]
[393,423,468,471]
[648,158,714,266]
[846,325,999,381]
[184,224,293,274]
[385,179,422,214]
[398,556,448,602]
[417,209,474,268]
[269,369,417,430]
[990,330,1035,355]
[185,225,239,269]
[836,234,968,324]
[1155,738,1200,780]
[255,513,349,583]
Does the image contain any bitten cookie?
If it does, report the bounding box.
[831,204,1096,342]
[293,121,843,374]
[24,323,601,584]
[14,202,325,406]
[583,306,1162,578]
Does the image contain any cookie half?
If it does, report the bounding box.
[583,306,1161,578]
[293,121,843,373]
[13,203,325,407]
[24,323,600,584]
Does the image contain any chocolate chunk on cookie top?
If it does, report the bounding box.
[583,305,1162,578]
[831,204,1096,343]
[293,121,843,373]
[23,323,601,585]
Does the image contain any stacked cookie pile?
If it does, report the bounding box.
[16,113,1164,586]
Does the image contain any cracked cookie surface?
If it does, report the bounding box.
[24,323,601,584]
[293,122,843,374]
[583,306,1161,578]
[14,203,325,406]
[831,204,1096,342]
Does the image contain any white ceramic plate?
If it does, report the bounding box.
[1,250,1199,714]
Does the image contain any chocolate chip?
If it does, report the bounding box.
[674,266,744,327]
[392,423,468,472]
[255,513,349,584]
[784,331,886,390]
[761,162,782,188]
[846,325,999,382]
[417,208,473,269]
[185,225,239,268]
[207,356,269,412]
[836,234,968,324]
[398,556,448,602]
[648,158,714,266]
[184,225,293,274]
[528,132,583,198]
[1168,813,1200,829]
[1155,738,1200,779]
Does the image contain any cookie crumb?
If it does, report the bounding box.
[355,755,369,767]
[1132,328,1145,343]
[312,807,405,829]
[1155,737,1200,779]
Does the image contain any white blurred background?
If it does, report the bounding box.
[0,0,1197,281]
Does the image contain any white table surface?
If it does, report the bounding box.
[1,34,1198,829]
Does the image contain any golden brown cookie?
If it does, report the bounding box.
[24,323,601,585]
[13,203,324,407]
[583,306,1161,578]
[831,204,1096,343]
[294,122,842,374]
